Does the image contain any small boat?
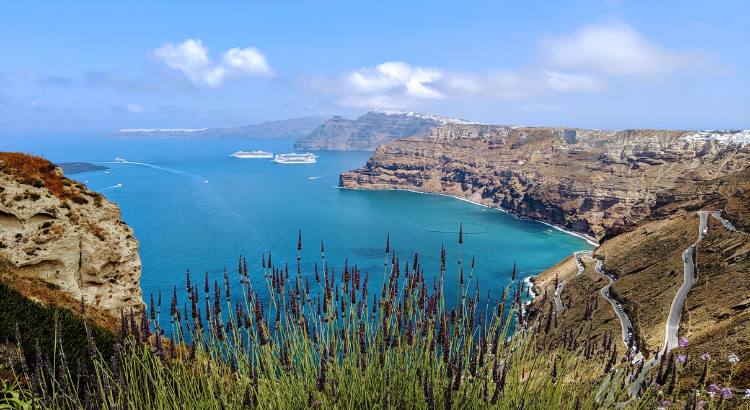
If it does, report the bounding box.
[273,152,317,164]
[114,157,126,163]
[230,150,274,159]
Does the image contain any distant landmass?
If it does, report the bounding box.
[57,162,109,174]
[113,117,324,139]
[294,110,480,151]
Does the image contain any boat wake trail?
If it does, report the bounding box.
[99,183,123,191]
[99,160,206,181]
[308,175,329,180]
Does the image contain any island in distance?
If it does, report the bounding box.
[113,117,324,139]
[56,162,109,174]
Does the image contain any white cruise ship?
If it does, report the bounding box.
[273,152,317,164]
[230,150,273,159]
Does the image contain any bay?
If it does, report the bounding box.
[1,135,593,319]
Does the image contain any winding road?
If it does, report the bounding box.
[553,250,590,313]
[554,281,565,312]
[711,210,747,235]
[628,211,710,397]
[590,257,634,349]
[573,250,589,275]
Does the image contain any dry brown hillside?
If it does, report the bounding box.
[531,172,750,388]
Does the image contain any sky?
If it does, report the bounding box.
[1,1,748,134]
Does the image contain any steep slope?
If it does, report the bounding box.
[341,125,750,240]
[530,170,750,387]
[0,153,143,324]
[295,110,477,151]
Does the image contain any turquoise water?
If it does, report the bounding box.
[1,136,592,318]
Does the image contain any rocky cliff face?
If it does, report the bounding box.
[340,125,750,239]
[295,111,477,151]
[0,153,142,323]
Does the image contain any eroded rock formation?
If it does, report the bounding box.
[0,153,142,322]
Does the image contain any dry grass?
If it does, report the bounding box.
[0,152,73,199]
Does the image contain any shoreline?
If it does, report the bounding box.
[339,185,600,247]
[523,276,538,301]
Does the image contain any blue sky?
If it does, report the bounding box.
[1,1,748,134]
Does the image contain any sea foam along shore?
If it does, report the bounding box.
[523,276,538,301]
[338,185,600,247]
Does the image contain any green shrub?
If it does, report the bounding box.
[0,283,114,378]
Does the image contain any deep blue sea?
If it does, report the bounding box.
[1,135,593,319]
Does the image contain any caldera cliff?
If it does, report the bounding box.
[0,153,143,324]
[340,125,750,240]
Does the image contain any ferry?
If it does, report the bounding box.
[273,152,317,164]
[230,150,273,159]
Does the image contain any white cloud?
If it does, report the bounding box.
[542,21,696,75]
[325,21,697,109]
[347,61,444,99]
[443,70,603,98]
[125,103,145,113]
[152,39,272,87]
[332,62,602,109]
[542,71,603,92]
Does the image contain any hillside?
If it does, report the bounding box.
[0,152,143,325]
[340,123,750,397]
[530,193,750,388]
[294,110,478,151]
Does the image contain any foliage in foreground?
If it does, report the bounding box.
[0,282,115,378]
[6,228,748,409]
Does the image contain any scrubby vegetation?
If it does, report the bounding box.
[0,283,115,378]
[0,153,102,203]
[0,153,64,197]
[2,229,747,408]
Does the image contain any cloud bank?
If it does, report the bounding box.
[322,21,701,109]
[542,21,698,75]
[152,39,273,87]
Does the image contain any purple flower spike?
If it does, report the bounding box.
[678,337,688,348]
[677,354,686,364]
[720,387,733,400]
[701,352,712,361]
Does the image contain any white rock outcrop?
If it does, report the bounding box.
[0,157,142,320]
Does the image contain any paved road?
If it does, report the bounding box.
[663,210,708,351]
[628,211,709,397]
[573,250,590,275]
[591,257,634,349]
[710,210,746,235]
[554,281,565,312]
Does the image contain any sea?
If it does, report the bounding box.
[1,135,594,321]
